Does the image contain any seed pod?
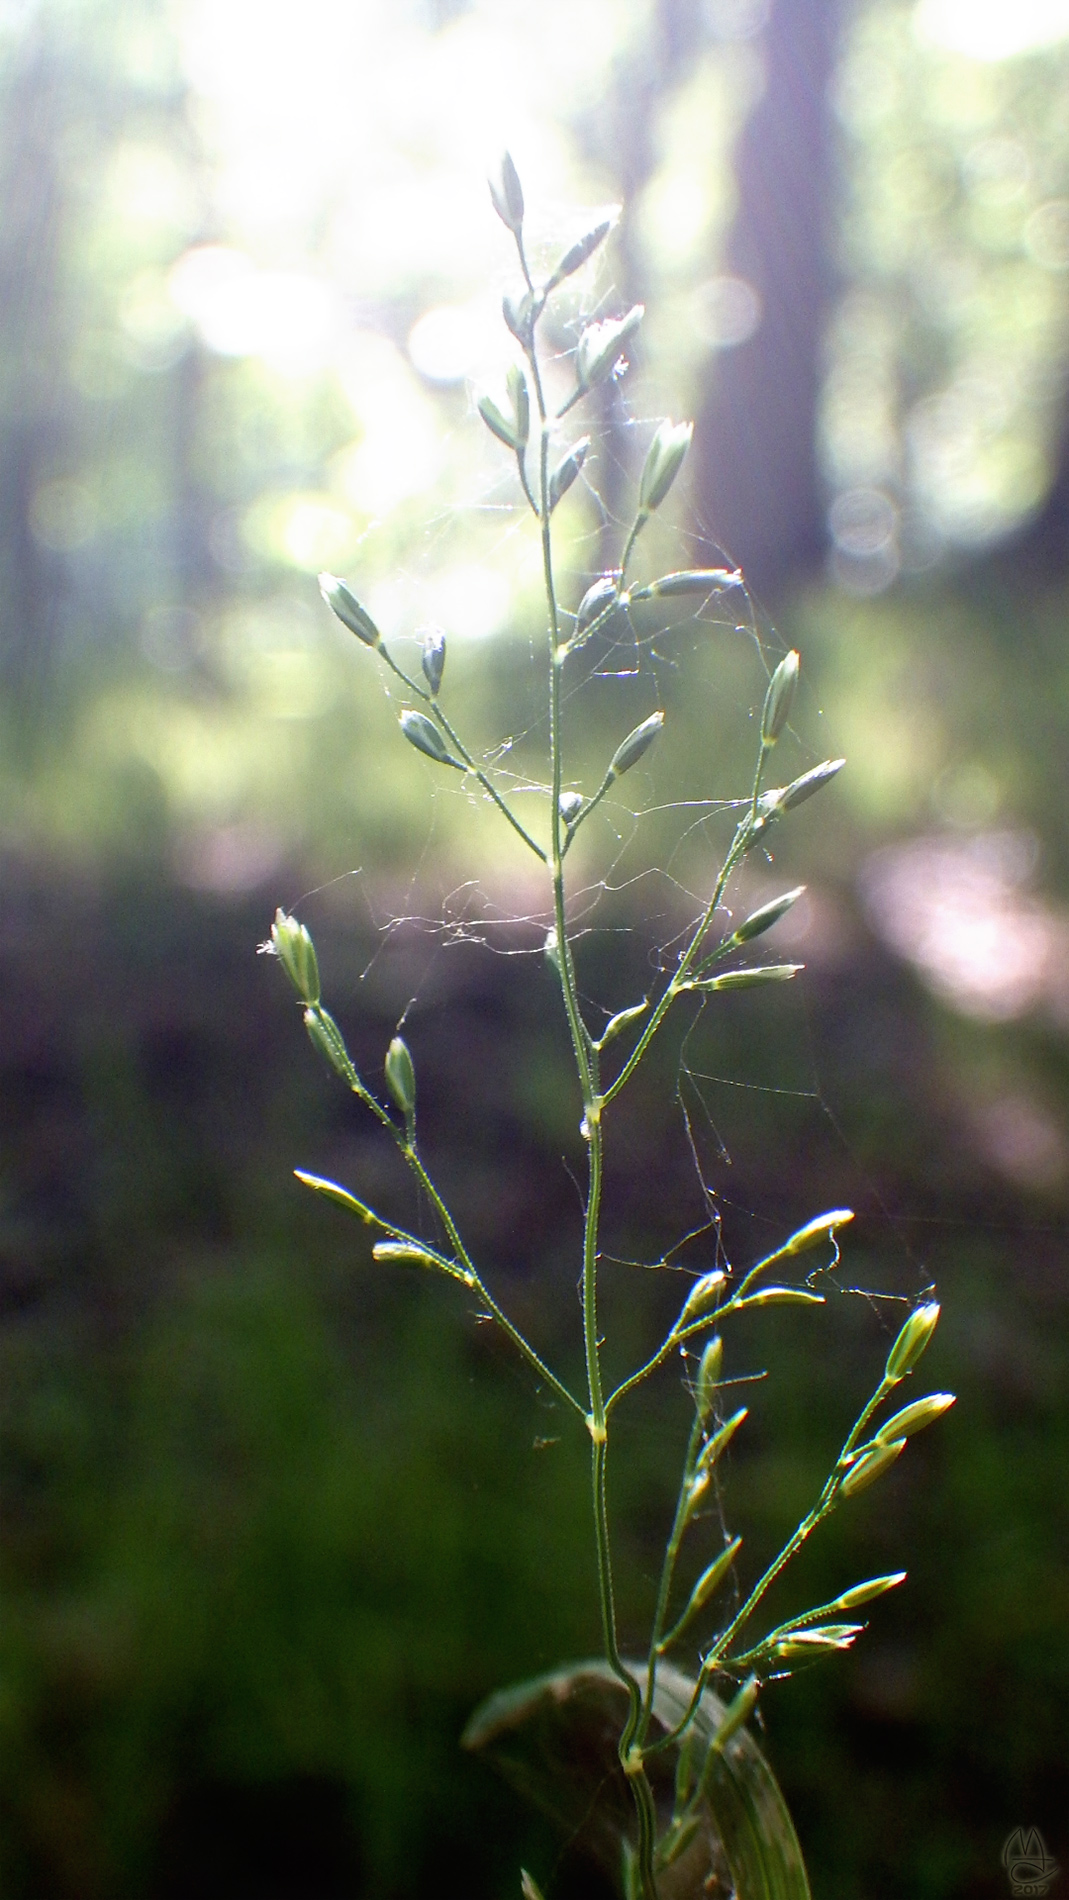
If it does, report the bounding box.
[489,151,524,234]
[689,963,803,992]
[874,1392,955,1444]
[688,1536,743,1617]
[597,999,649,1047]
[373,1239,440,1267]
[545,218,613,291]
[761,650,800,746]
[319,573,381,647]
[730,887,806,944]
[505,362,530,449]
[399,708,463,768]
[520,1872,546,1900]
[695,1334,723,1423]
[478,391,522,451]
[740,1285,825,1307]
[629,568,743,602]
[780,757,846,811]
[696,1406,748,1474]
[294,1169,374,1222]
[780,1208,854,1255]
[638,420,693,515]
[420,626,446,696]
[828,1572,907,1612]
[502,290,534,344]
[575,305,644,391]
[709,1675,759,1751]
[304,1006,358,1084]
[840,1438,905,1499]
[680,1269,726,1324]
[384,1035,416,1117]
[574,575,619,640]
[548,437,590,511]
[607,709,664,780]
[270,909,321,1005]
[885,1300,940,1382]
[558,790,584,825]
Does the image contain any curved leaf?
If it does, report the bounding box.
[463,1658,810,1900]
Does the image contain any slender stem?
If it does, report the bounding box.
[619,511,648,588]
[602,807,756,1109]
[516,446,539,517]
[644,1373,899,1757]
[633,1411,704,1748]
[520,246,655,1898]
[378,648,547,863]
[560,766,616,858]
[402,1138,585,1419]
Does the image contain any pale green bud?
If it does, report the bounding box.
[270,909,320,1005]
[696,1406,748,1474]
[294,1169,374,1221]
[575,306,643,391]
[319,573,381,647]
[505,362,530,449]
[680,1269,726,1324]
[548,437,590,511]
[780,757,845,811]
[384,1035,416,1117]
[689,1536,742,1615]
[303,1006,358,1085]
[420,626,446,696]
[840,1438,905,1498]
[730,887,806,944]
[828,1572,906,1611]
[558,790,584,825]
[574,575,619,639]
[545,217,613,292]
[638,420,693,515]
[687,963,803,993]
[740,1286,825,1307]
[597,999,649,1048]
[628,567,742,603]
[502,289,534,345]
[780,1208,853,1255]
[874,1392,955,1444]
[372,1239,439,1267]
[773,1624,862,1657]
[520,1872,545,1900]
[885,1300,940,1382]
[695,1334,723,1423]
[761,650,800,746]
[607,709,664,780]
[489,151,524,234]
[478,391,523,451]
[399,709,462,768]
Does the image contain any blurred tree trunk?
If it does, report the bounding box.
[995,418,1069,581]
[694,0,844,600]
[0,40,64,726]
[578,0,711,571]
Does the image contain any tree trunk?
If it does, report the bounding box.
[694,0,843,601]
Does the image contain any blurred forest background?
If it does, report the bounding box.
[2,0,1068,1896]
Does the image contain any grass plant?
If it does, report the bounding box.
[265,157,953,1900]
